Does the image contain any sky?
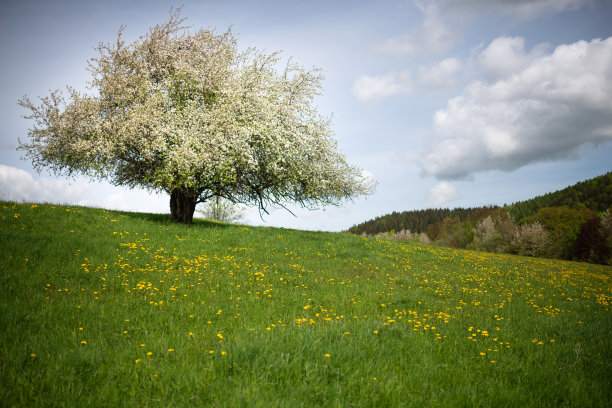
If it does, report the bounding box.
[1,0,612,231]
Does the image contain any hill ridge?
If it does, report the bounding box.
[349,172,612,236]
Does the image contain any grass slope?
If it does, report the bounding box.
[1,202,611,407]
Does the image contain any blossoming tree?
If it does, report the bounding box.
[19,11,374,223]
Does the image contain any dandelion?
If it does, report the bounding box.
[30,353,36,358]
[221,351,227,356]
[217,333,223,340]
[147,351,153,356]
[168,348,174,352]
[325,353,330,358]
[373,330,378,334]
[135,359,141,364]
[81,340,87,345]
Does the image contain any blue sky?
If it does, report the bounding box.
[1,0,611,231]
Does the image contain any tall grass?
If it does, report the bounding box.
[1,201,611,406]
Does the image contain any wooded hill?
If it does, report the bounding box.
[509,172,612,220]
[348,172,612,264]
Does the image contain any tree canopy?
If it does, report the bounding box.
[19,10,374,223]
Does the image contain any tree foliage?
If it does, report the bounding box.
[522,206,596,259]
[349,173,612,264]
[509,172,612,220]
[348,206,499,236]
[507,222,553,258]
[197,196,245,224]
[18,9,374,223]
[572,217,611,265]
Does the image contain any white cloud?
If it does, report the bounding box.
[375,2,458,55]
[360,169,377,185]
[373,34,414,55]
[353,71,412,102]
[427,181,459,207]
[446,0,590,19]
[421,36,612,179]
[477,37,549,82]
[102,192,131,210]
[375,0,591,55]
[417,2,458,53]
[0,164,168,213]
[0,164,91,203]
[418,58,462,89]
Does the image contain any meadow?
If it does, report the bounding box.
[1,201,611,407]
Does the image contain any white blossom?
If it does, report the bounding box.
[18,10,374,222]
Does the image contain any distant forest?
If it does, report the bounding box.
[348,172,612,264]
[508,172,612,219]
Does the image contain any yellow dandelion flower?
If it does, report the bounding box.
[373,330,378,334]
[221,351,227,356]
[81,340,87,345]
[325,353,331,358]
[147,351,153,356]
[168,348,174,352]
[30,353,36,358]
[217,333,223,339]
[479,352,486,356]
[135,359,141,364]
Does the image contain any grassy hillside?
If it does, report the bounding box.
[1,202,611,407]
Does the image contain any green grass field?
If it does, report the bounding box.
[1,201,611,407]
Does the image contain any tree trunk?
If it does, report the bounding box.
[170,188,198,224]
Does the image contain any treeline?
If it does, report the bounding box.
[348,173,612,265]
[348,207,500,236]
[509,172,612,220]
